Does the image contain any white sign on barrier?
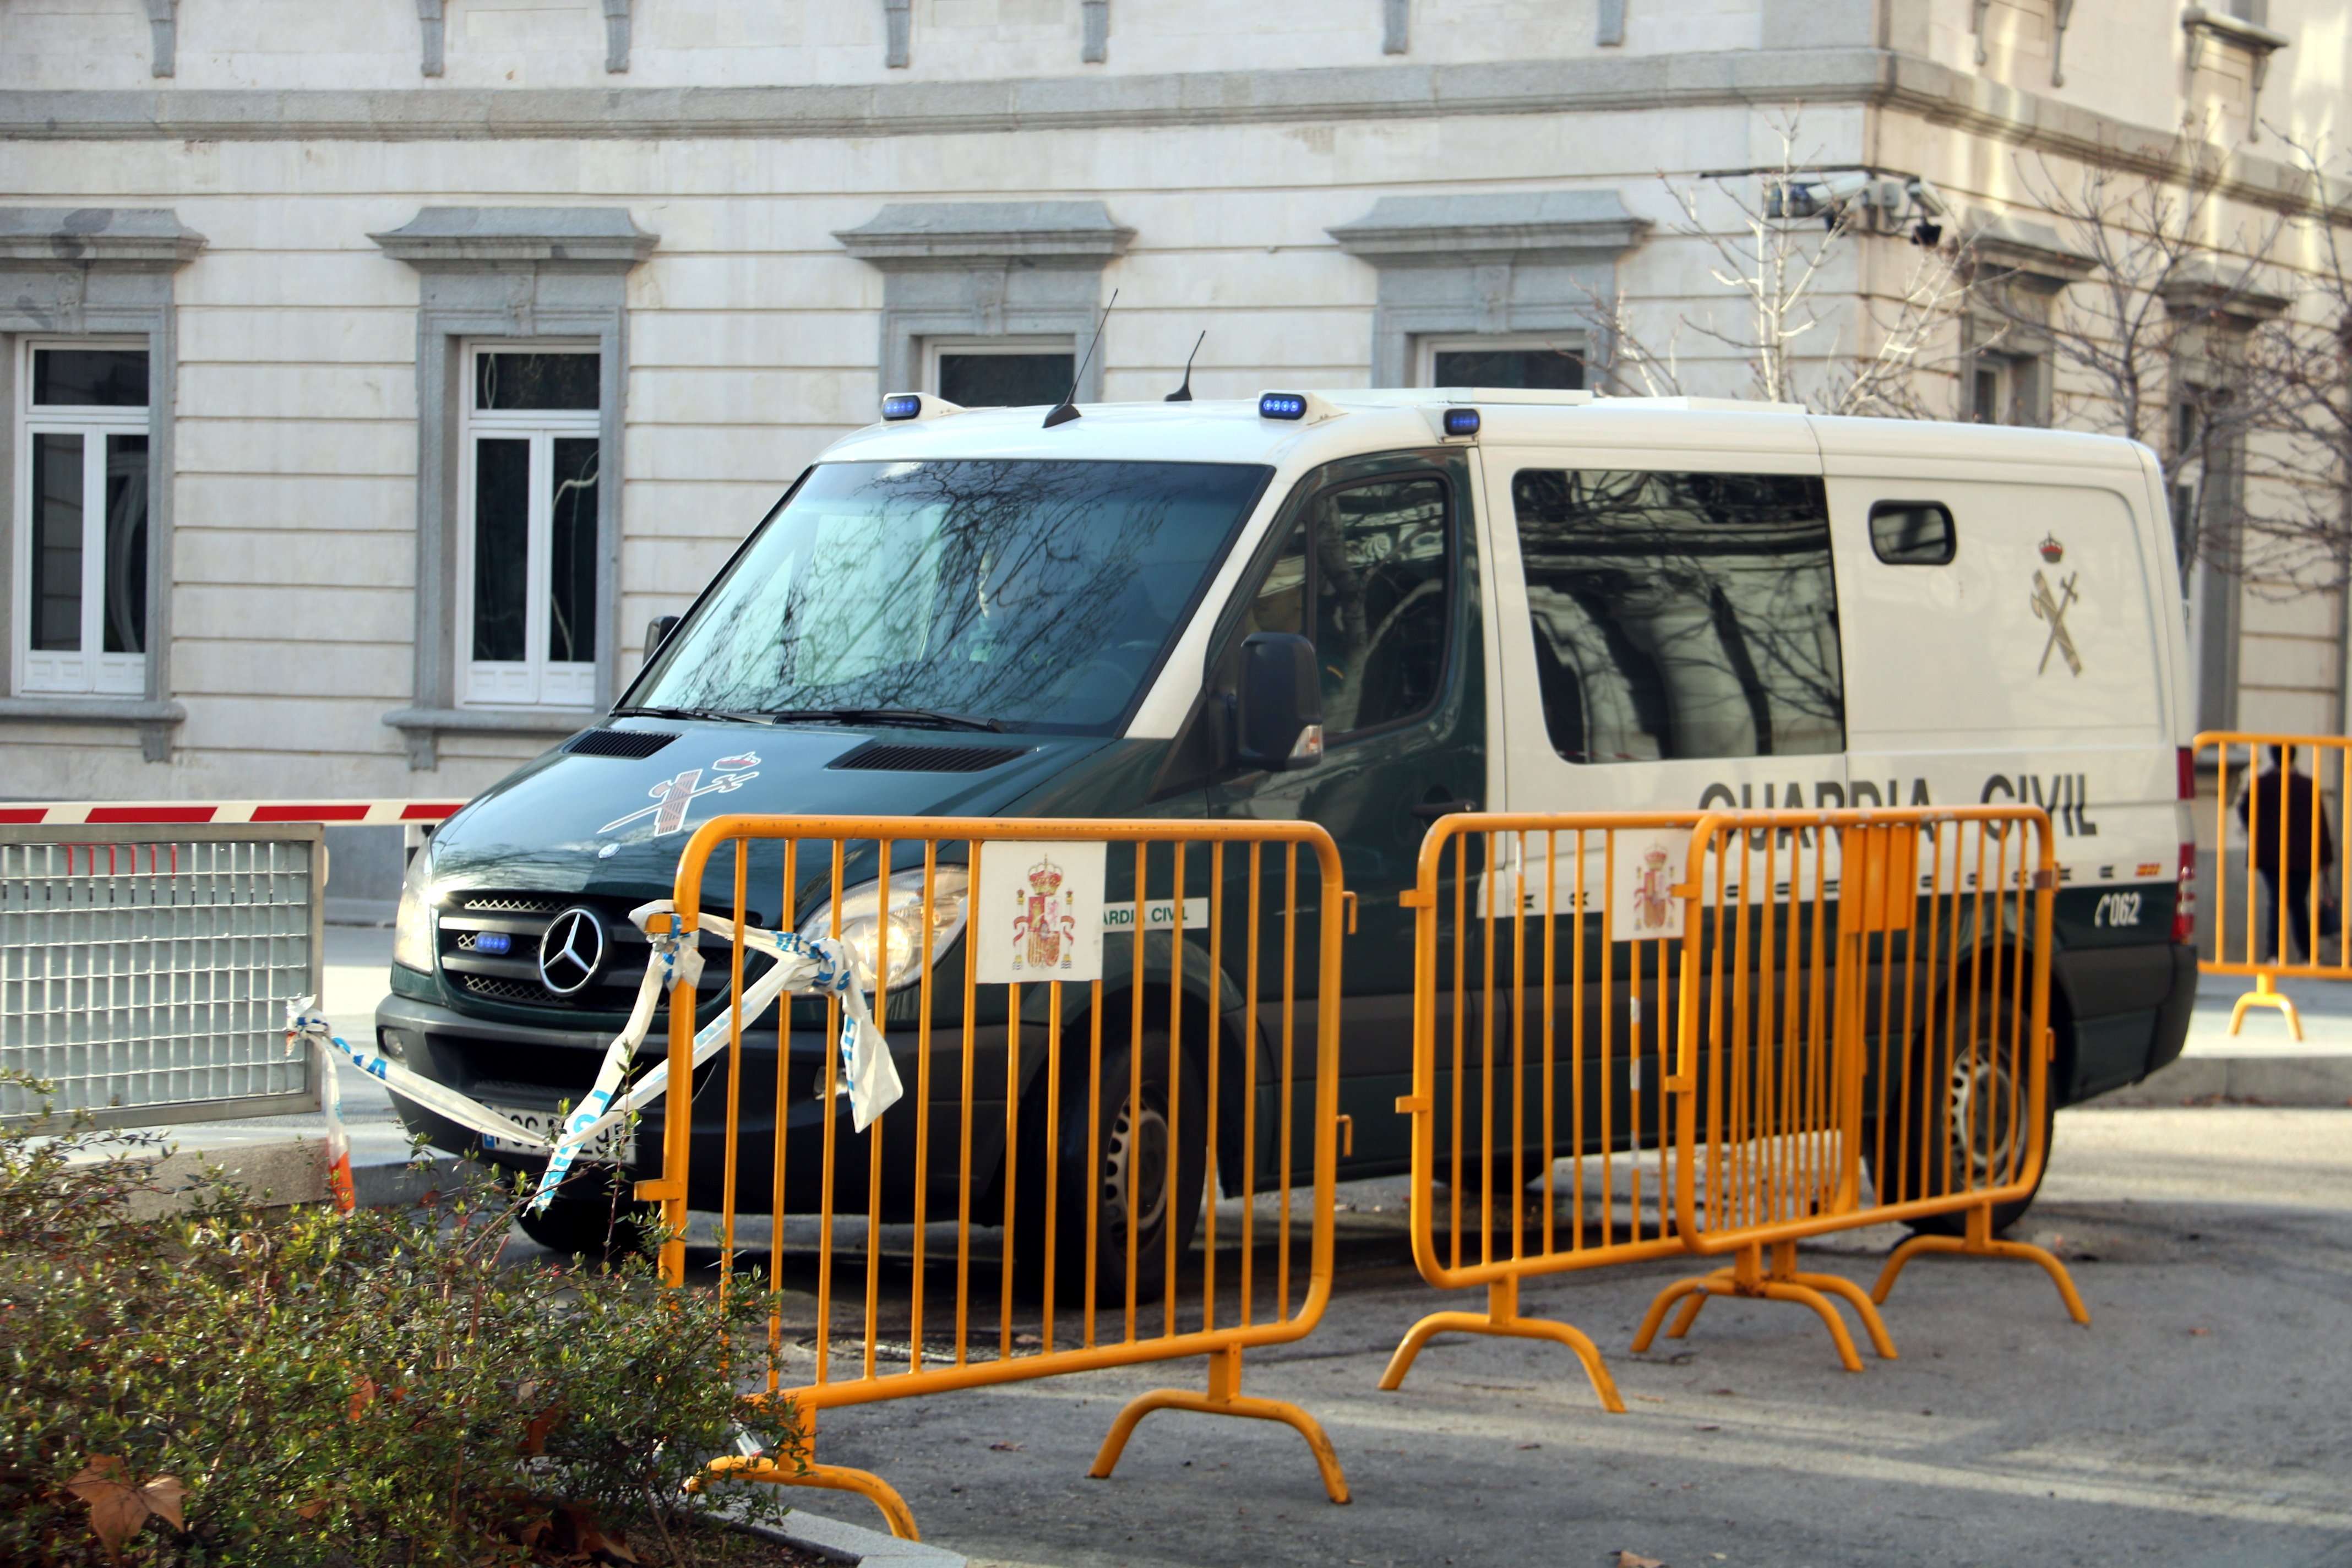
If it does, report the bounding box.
[1103,896,1208,932]
[1610,828,1690,943]
[976,840,1108,984]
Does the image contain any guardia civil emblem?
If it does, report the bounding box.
[2030,536,2082,677]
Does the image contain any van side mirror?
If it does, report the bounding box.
[644,615,680,663]
[1234,632,1324,771]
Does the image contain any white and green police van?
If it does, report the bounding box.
[383,388,2198,1270]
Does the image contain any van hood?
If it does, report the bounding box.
[424,722,1117,898]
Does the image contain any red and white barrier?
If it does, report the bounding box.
[0,799,463,826]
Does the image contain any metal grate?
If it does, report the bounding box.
[827,741,1031,773]
[459,973,549,1003]
[1,828,320,1127]
[563,728,679,759]
[462,894,567,914]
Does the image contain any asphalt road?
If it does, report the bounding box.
[687,1107,2352,1568]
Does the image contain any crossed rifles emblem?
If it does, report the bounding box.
[2031,569,2082,677]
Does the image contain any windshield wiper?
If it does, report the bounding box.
[610,705,767,725]
[761,706,1009,733]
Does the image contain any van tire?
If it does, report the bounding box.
[1014,1023,1207,1308]
[1866,978,2052,1237]
[514,1167,652,1259]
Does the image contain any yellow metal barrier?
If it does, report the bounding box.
[2196,732,2352,1039]
[1642,806,2084,1370]
[1380,811,1709,1412]
[642,815,1348,1539]
[1382,808,2086,1399]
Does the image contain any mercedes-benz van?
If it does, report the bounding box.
[380,389,2198,1260]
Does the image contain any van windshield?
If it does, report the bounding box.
[631,459,1272,733]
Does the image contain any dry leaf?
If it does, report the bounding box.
[347,1376,377,1420]
[295,1499,326,1521]
[519,1401,567,1456]
[1616,1554,1668,1568]
[67,1458,184,1563]
[988,1441,1025,1452]
[514,1379,541,1407]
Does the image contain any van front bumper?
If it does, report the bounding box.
[373,993,1012,1216]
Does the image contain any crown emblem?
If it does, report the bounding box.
[1026,857,1064,896]
[2038,535,2064,564]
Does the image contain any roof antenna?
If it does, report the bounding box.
[1164,330,1206,402]
[1044,288,1115,428]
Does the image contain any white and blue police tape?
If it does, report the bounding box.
[285,997,556,1152]
[526,902,707,1211]
[524,903,903,1213]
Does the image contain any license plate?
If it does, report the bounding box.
[483,1105,637,1164]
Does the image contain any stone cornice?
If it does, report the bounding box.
[1329,191,1651,264]
[368,206,657,270]
[1,50,2345,222]
[0,206,204,269]
[834,200,1133,268]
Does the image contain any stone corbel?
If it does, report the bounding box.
[603,0,630,72]
[884,0,911,68]
[1972,0,1991,65]
[1596,0,1625,47]
[417,0,445,77]
[1383,0,1409,54]
[2050,0,2075,85]
[143,0,175,78]
[1082,0,1108,62]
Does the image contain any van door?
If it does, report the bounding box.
[1480,442,1846,819]
[1473,433,1845,1157]
[1207,449,1483,1174]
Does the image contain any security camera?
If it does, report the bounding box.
[1904,177,1950,219]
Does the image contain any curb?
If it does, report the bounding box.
[105,1137,470,1217]
[2090,1053,2352,1107]
[733,1507,967,1567]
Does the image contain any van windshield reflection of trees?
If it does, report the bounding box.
[640,461,1268,733]
[1513,470,1844,764]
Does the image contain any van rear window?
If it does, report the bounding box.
[1511,469,1844,765]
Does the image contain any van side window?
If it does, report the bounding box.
[1313,477,1450,736]
[1511,469,1844,764]
[1239,522,1308,639]
[1869,501,1956,564]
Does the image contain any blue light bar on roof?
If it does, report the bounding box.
[1444,407,1482,437]
[1259,393,1308,421]
[881,394,923,421]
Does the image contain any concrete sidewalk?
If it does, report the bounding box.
[2097,969,2352,1106]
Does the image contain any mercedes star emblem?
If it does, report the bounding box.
[537,906,608,997]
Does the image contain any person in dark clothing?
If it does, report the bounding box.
[2237,745,2339,963]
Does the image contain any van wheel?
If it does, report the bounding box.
[1866,982,2052,1237]
[514,1167,651,1259]
[1015,1024,1206,1307]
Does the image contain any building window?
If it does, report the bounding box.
[1968,348,2047,426]
[15,340,150,696]
[927,338,1075,408]
[1421,335,1586,391]
[458,347,600,708]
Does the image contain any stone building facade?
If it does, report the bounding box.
[0,0,2342,809]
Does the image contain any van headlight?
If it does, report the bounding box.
[393,844,438,974]
[796,867,970,992]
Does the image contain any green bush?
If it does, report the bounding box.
[0,1082,804,1566]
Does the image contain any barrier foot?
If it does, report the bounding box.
[1633,1245,1891,1373]
[1379,1282,1625,1413]
[1871,1216,2092,1327]
[2227,972,2303,1041]
[705,1456,921,1542]
[1091,1348,1351,1505]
